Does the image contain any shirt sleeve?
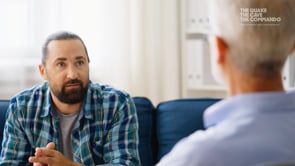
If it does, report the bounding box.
[102,95,141,166]
[0,101,33,166]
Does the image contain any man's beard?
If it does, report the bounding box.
[52,79,88,104]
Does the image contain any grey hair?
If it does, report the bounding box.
[41,31,90,65]
[209,0,295,78]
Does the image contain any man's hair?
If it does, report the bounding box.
[41,31,90,65]
[209,0,295,78]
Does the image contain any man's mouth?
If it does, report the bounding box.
[65,83,81,89]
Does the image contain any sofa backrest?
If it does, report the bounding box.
[156,98,220,161]
[0,100,9,152]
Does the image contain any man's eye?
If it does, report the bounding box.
[76,60,84,66]
[57,62,65,67]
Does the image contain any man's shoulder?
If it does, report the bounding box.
[89,82,131,101]
[10,82,49,106]
[157,129,220,165]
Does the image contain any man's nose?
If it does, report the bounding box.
[67,66,78,79]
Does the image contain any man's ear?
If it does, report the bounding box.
[38,64,47,80]
[215,36,229,64]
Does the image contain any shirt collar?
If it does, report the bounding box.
[83,81,101,119]
[40,82,52,117]
[204,90,295,128]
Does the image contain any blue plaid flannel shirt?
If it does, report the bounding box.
[0,81,140,166]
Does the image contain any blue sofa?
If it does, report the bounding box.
[0,97,220,166]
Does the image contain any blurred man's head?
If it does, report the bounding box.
[209,0,295,84]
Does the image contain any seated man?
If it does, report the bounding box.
[0,31,140,166]
[157,0,295,165]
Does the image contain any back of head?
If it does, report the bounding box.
[209,0,295,79]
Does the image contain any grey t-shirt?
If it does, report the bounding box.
[52,108,80,160]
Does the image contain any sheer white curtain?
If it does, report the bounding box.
[0,0,181,104]
[129,0,181,104]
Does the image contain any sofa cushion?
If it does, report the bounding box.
[0,100,9,153]
[156,98,220,161]
[132,97,156,166]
